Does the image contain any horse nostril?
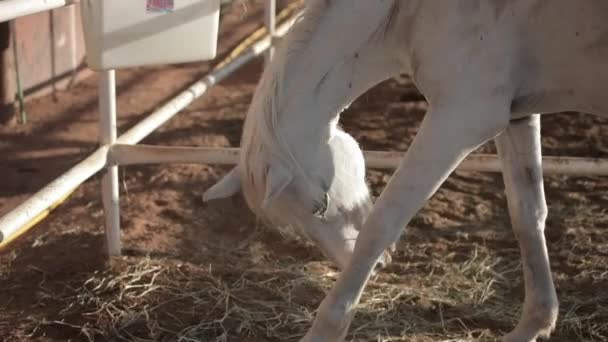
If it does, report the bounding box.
[375,250,392,271]
[312,192,330,218]
[374,261,385,272]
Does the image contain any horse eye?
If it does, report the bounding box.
[312,192,330,218]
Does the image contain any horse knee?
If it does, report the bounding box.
[510,197,548,238]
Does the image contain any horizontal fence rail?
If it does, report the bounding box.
[110,144,608,176]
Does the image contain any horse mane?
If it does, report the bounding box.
[241,0,330,179]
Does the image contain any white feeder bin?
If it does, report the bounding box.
[80,0,220,70]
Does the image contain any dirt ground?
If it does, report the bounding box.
[1,2,607,341]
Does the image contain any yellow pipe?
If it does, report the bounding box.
[212,0,303,71]
[0,189,76,250]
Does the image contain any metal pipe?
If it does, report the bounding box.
[365,151,608,176]
[110,144,239,166]
[98,70,121,256]
[370,152,608,176]
[0,0,73,23]
[109,144,608,177]
[264,0,276,64]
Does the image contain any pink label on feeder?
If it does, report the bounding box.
[147,0,174,13]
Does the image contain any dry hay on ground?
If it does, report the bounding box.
[1,1,607,341]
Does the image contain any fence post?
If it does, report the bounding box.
[99,70,121,256]
[264,0,276,64]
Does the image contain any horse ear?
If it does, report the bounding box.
[202,166,241,202]
[261,161,293,210]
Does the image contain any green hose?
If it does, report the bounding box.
[10,20,26,124]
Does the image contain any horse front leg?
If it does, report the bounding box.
[496,115,558,342]
[300,99,511,342]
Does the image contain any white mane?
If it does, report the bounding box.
[239,0,335,214]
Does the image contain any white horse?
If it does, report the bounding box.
[204,1,608,341]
